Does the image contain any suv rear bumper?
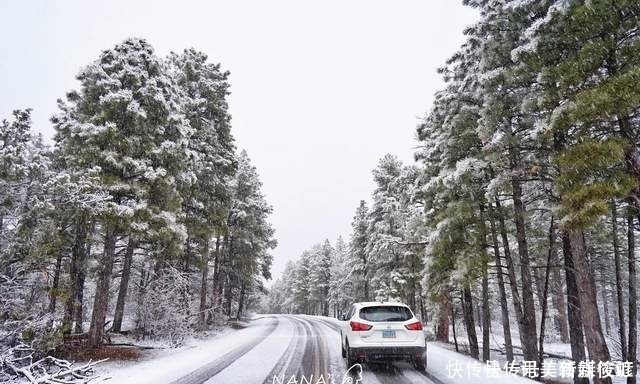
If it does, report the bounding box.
[348,346,426,363]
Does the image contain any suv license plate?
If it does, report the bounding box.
[382,330,396,338]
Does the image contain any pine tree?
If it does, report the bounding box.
[518,2,640,380]
[328,236,354,317]
[167,48,236,325]
[53,38,192,347]
[223,150,275,318]
[349,200,370,301]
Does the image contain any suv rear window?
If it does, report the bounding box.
[359,306,412,322]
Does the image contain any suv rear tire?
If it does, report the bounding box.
[345,340,356,368]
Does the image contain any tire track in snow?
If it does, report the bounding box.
[310,316,342,332]
[261,316,307,384]
[303,316,361,384]
[170,317,279,384]
[293,316,321,379]
[296,316,330,382]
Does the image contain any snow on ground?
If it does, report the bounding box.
[443,322,632,384]
[204,316,294,384]
[425,342,535,384]
[97,316,274,383]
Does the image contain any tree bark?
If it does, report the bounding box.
[566,229,611,384]
[210,235,222,312]
[452,304,459,353]
[600,271,611,335]
[224,273,233,317]
[436,291,451,343]
[539,216,555,368]
[478,203,491,362]
[612,201,628,358]
[562,232,589,384]
[199,237,210,326]
[215,236,229,309]
[88,225,117,348]
[510,178,539,362]
[183,235,192,273]
[488,203,514,362]
[48,252,63,315]
[63,212,89,335]
[75,220,93,334]
[627,213,637,384]
[362,251,369,301]
[223,237,235,316]
[550,234,571,343]
[495,197,529,358]
[462,286,479,359]
[112,237,136,333]
[236,281,246,319]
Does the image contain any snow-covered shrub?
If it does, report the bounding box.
[135,266,193,346]
[0,266,61,356]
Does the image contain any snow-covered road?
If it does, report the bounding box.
[105,315,535,384]
[160,315,438,384]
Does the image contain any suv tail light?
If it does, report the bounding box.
[405,321,423,331]
[350,321,372,331]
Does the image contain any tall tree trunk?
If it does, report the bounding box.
[627,213,637,384]
[550,235,570,343]
[135,261,147,330]
[600,271,611,335]
[488,203,514,362]
[462,286,479,359]
[496,197,529,357]
[63,211,89,335]
[617,114,639,383]
[362,252,369,301]
[88,225,117,348]
[223,237,235,316]
[510,178,539,362]
[539,216,555,368]
[534,262,546,311]
[199,237,210,326]
[75,220,94,334]
[452,304,459,353]
[612,201,628,358]
[210,235,222,312]
[236,281,246,319]
[478,203,491,362]
[566,229,611,384]
[48,252,64,315]
[436,291,451,343]
[183,235,192,273]
[112,237,136,333]
[562,232,589,384]
[224,276,233,317]
[216,236,229,309]
[419,294,427,324]
[74,267,86,334]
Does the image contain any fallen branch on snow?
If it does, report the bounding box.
[1,343,107,383]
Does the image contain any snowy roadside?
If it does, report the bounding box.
[439,323,633,384]
[425,342,536,384]
[94,317,271,383]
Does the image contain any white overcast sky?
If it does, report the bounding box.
[0,0,478,280]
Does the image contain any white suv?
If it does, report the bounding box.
[340,302,426,371]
